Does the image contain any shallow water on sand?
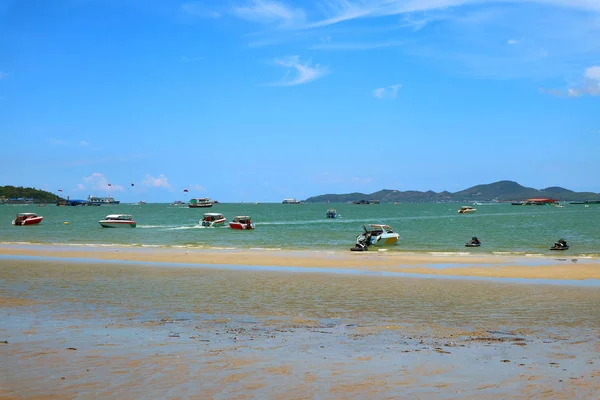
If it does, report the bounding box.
[1,260,599,399]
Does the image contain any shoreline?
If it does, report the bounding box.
[1,243,599,281]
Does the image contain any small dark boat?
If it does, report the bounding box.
[550,245,569,251]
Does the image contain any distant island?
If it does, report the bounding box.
[0,186,61,204]
[303,181,600,203]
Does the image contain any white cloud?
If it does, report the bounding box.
[76,184,85,191]
[80,140,90,146]
[181,3,220,18]
[142,174,171,189]
[0,71,7,80]
[82,173,124,193]
[232,0,305,27]
[542,65,600,97]
[298,0,600,29]
[372,84,402,99]
[268,55,329,86]
[586,65,600,81]
[310,41,404,50]
[507,39,520,45]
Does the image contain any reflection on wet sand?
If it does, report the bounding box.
[1,259,599,399]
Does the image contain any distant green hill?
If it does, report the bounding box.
[0,186,61,203]
[303,180,600,203]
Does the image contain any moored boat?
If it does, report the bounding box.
[88,195,120,205]
[201,213,226,228]
[189,198,214,208]
[99,214,136,228]
[229,216,254,230]
[355,224,400,246]
[282,198,301,204]
[12,213,43,226]
[326,209,337,219]
[458,206,477,214]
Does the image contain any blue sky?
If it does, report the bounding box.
[1,0,599,202]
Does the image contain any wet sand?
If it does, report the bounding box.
[1,243,599,280]
[1,258,599,399]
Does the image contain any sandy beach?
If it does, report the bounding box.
[1,243,599,280]
[1,247,600,399]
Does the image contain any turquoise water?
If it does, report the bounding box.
[1,202,599,256]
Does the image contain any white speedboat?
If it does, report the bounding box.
[229,216,255,230]
[99,214,137,228]
[356,224,400,246]
[200,213,226,228]
[458,206,477,214]
[12,213,43,226]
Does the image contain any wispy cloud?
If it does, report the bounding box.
[142,174,172,189]
[310,40,404,50]
[507,39,520,45]
[296,0,600,29]
[0,71,7,80]
[48,138,94,147]
[232,0,305,27]
[541,66,600,97]
[181,3,220,18]
[82,173,125,193]
[372,84,402,99]
[267,55,329,86]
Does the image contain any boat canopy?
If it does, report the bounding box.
[17,213,38,217]
[203,213,224,221]
[104,214,133,220]
[365,224,394,233]
[232,216,251,222]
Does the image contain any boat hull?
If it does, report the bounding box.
[201,220,226,228]
[99,221,136,228]
[229,222,254,230]
[189,204,213,208]
[12,217,43,226]
[358,233,399,246]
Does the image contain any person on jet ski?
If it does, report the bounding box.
[554,239,567,248]
[469,237,481,245]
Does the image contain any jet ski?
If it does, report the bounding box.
[350,232,371,252]
[465,237,481,247]
[550,239,568,251]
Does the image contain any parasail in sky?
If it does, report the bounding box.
[108,183,112,187]
[183,188,189,192]
[130,183,134,187]
[58,189,63,192]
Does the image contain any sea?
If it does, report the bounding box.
[2,202,599,256]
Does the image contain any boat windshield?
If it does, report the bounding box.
[365,225,394,233]
[106,215,132,220]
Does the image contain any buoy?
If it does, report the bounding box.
[64,221,69,225]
